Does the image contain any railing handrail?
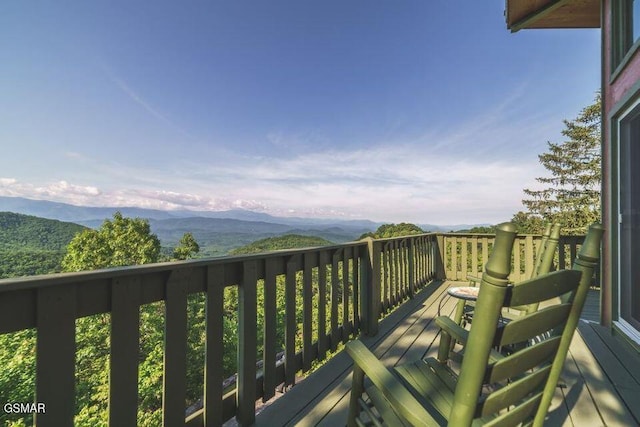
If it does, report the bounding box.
[0,241,371,290]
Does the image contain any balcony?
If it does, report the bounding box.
[0,232,637,426]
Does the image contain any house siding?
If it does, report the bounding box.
[602,0,640,329]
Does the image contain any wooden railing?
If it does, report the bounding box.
[0,231,591,426]
[439,232,589,282]
[0,234,439,426]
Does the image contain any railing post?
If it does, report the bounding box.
[435,234,446,280]
[163,269,189,427]
[109,277,141,427]
[35,285,77,427]
[408,238,415,298]
[237,260,258,426]
[361,238,380,336]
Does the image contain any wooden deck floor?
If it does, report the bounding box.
[255,280,640,427]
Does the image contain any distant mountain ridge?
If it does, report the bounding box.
[0,196,379,229]
[0,196,488,233]
[0,196,492,258]
[0,197,376,256]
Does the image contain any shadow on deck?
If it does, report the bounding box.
[256,281,639,426]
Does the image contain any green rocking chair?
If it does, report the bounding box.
[345,222,603,426]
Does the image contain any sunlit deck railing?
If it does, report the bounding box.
[0,231,586,426]
[440,233,587,282]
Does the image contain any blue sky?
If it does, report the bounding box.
[0,1,600,224]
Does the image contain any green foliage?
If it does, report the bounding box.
[522,93,601,235]
[0,249,64,278]
[0,212,86,278]
[62,212,161,271]
[0,212,86,251]
[0,330,36,426]
[173,232,200,260]
[359,223,424,239]
[230,234,333,255]
[453,225,496,233]
[509,211,546,234]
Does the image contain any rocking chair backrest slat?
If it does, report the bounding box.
[505,269,580,307]
[479,365,551,416]
[486,337,561,384]
[483,393,543,427]
[496,303,573,346]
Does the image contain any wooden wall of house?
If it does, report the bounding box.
[601,0,640,327]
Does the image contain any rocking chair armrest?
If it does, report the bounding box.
[436,316,469,344]
[346,340,442,427]
[467,275,482,286]
[435,316,505,364]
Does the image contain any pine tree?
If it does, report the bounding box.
[522,93,601,235]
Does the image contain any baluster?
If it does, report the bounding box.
[318,251,329,359]
[262,260,277,403]
[285,256,298,386]
[204,265,224,427]
[461,236,468,281]
[330,251,340,351]
[163,269,189,427]
[303,253,314,371]
[342,247,351,342]
[109,277,141,427]
[35,285,76,427]
[352,245,360,333]
[382,243,390,311]
[237,261,257,426]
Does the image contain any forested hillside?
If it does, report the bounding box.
[0,212,86,278]
[149,218,356,256]
[230,234,334,255]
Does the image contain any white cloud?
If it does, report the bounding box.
[0,141,543,223]
[0,106,550,225]
[0,178,17,186]
[0,179,102,203]
[166,141,544,223]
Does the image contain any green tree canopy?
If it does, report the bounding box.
[173,232,200,260]
[230,234,333,255]
[359,222,424,239]
[509,211,545,234]
[62,211,161,272]
[458,225,496,234]
[522,92,601,235]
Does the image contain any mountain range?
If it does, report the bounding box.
[0,196,489,256]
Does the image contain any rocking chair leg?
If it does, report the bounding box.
[348,365,365,427]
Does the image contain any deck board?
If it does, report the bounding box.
[313,284,460,427]
[253,281,639,426]
[554,330,607,426]
[256,280,455,426]
[577,322,640,424]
